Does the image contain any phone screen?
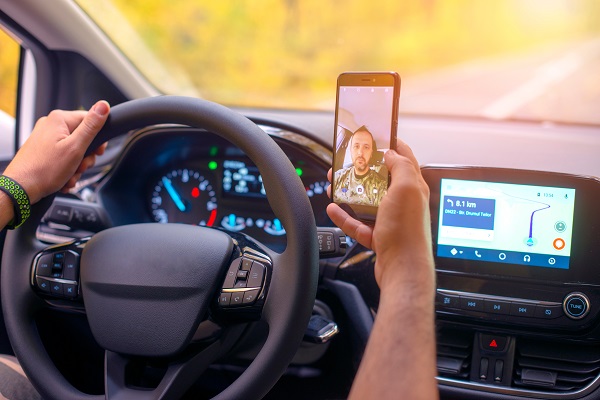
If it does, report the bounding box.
[332,72,400,221]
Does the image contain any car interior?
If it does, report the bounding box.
[1,1,600,399]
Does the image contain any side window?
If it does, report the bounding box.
[0,27,20,160]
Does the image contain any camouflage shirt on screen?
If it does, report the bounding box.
[333,167,387,207]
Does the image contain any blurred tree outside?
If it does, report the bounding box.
[73,0,600,110]
[0,28,19,118]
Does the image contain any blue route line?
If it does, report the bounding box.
[528,204,551,239]
[487,188,550,244]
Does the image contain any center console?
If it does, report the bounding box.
[423,165,600,330]
[422,166,600,398]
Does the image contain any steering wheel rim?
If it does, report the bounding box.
[1,96,319,399]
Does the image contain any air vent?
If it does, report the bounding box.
[514,339,600,392]
[437,328,473,380]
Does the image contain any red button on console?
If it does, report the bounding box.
[480,334,508,352]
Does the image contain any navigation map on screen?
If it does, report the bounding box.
[437,179,576,270]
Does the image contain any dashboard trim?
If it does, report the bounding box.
[438,375,600,400]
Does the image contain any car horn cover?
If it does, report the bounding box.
[81,223,234,357]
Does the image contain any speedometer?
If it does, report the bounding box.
[150,169,218,226]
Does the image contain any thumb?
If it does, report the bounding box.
[384,143,421,172]
[383,149,402,171]
[68,101,110,149]
[384,149,418,178]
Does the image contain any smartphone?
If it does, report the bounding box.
[332,71,400,222]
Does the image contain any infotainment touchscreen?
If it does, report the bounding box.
[437,179,576,270]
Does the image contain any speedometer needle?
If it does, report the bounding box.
[162,177,187,212]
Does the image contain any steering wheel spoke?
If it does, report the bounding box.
[105,340,222,400]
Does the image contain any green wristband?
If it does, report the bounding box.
[0,175,31,230]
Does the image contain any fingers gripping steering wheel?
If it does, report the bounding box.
[1,96,319,399]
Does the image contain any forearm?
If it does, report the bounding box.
[349,262,438,400]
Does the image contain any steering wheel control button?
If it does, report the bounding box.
[234,280,247,288]
[218,292,232,306]
[509,302,534,317]
[36,277,51,293]
[231,292,244,306]
[50,282,64,296]
[36,254,53,277]
[243,289,259,304]
[64,284,78,298]
[34,247,84,298]
[480,334,508,352]
[247,263,265,288]
[241,258,253,271]
[459,296,484,312]
[563,293,590,320]
[534,304,562,319]
[223,258,242,289]
[484,300,511,315]
[62,252,79,281]
[236,270,249,280]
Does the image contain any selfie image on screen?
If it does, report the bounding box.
[333,86,394,207]
[437,179,576,270]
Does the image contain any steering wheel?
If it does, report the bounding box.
[1,96,319,399]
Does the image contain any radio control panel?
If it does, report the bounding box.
[436,288,593,328]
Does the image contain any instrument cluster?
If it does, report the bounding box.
[97,127,333,252]
[147,163,330,246]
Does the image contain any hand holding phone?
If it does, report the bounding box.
[332,72,401,222]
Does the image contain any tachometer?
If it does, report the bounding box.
[150,169,218,226]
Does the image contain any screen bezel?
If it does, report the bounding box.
[332,71,400,222]
[423,166,600,285]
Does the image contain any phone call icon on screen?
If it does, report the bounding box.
[475,250,482,258]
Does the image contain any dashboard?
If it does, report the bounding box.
[35,118,600,400]
[95,126,333,253]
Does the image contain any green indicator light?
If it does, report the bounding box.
[295,168,303,177]
[209,146,218,156]
[208,161,218,170]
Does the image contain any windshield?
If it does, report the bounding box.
[77,0,600,125]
